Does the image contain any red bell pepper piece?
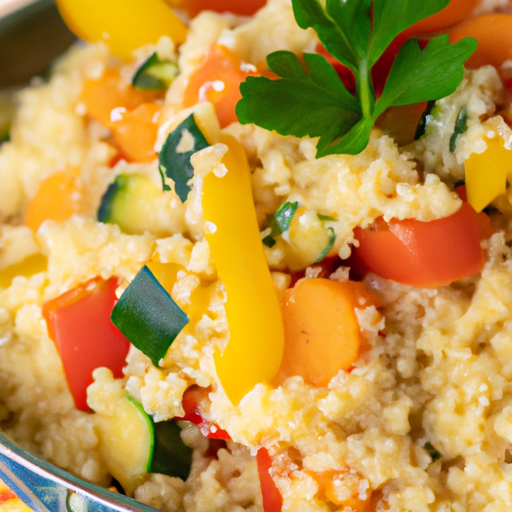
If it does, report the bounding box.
[257,448,283,512]
[176,386,231,440]
[353,193,494,287]
[42,277,131,411]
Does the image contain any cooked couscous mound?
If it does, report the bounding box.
[3,1,512,511]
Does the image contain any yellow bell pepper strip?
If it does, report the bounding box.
[0,254,47,289]
[465,138,512,213]
[202,133,285,405]
[55,0,188,60]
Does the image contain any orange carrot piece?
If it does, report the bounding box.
[403,0,479,37]
[25,169,83,232]
[80,68,161,127]
[183,44,260,128]
[446,14,512,71]
[110,102,161,163]
[273,278,380,387]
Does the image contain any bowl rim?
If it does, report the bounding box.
[0,428,161,512]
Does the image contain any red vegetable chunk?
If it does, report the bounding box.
[257,448,283,512]
[353,202,493,287]
[42,277,131,411]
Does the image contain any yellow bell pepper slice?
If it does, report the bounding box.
[202,133,285,405]
[56,0,188,60]
[465,137,512,213]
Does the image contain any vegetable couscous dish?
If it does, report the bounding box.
[3,0,512,510]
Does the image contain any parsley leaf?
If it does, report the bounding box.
[374,36,477,118]
[237,52,361,145]
[316,227,336,262]
[262,201,300,247]
[237,0,477,157]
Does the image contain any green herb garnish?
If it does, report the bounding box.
[132,52,179,90]
[111,266,189,367]
[262,200,299,247]
[236,0,477,157]
[316,227,336,262]
[414,100,436,140]
[424,441,442,462]
[159,114,210,201]
[449,105,468,152]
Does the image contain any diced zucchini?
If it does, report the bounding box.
[132,52,179,90]
[97,173,175,237]
[94,384,192,495]
[95,394,154,495]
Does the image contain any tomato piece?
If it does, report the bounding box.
[183,44,260,128]
[176,386,231,440]
[166,0,266,17]
[43,277,131,411]
[257,448,283,512]
[353,202,492,287]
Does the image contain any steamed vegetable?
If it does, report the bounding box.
[257,448,283,512]
[97,173,174,237]
[25,169,83,232]
[111,266,189,367]
[353,198,493,287]
[183,43,261,128]
[202,132,285,405]
[42,277,131,411]
[132,52,179,91]
[236,0,477,156]
[274,278,380,387]
[465,138,512,213]
[159,113,209,200]
[55,0,188,59]
[93,386,192,494]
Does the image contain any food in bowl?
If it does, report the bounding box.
[2,0,512,510]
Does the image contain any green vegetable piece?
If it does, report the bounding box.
[316,227,336,263]
[414,100,436,140]
[159,113,210,201]
[132,52,179,90]
[317,213,337,221]
[237,0,478,157]
[125,397,192,482]
[261,201,299,248]
[111,265,189,367]
[424,441,442,462]
[151,421,193,481]
[449,105,468,152]
[97,173,174,237]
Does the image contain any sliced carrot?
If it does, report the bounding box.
[109,102,161,163]
[81,68,161,127]
[183,44,260,128]
[446,14,512,71]
[273,278,380,387]
[25,168,83,232]
[403,0,479,37]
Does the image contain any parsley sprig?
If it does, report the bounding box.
[236,0,477,157]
